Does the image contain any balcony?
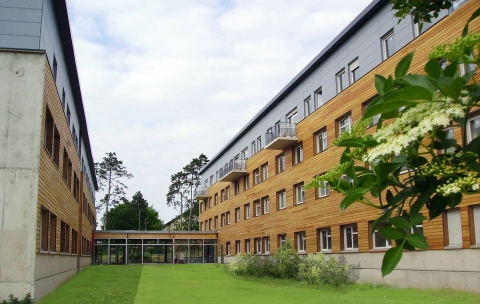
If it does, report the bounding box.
[193,187,208,200]
[264,122,297,150]
[218,158,247,182]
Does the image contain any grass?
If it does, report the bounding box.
[39,264,480,304]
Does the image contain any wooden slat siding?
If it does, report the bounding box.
[36,57,96,257]
[93,232,217,240]
[201,1,480,256]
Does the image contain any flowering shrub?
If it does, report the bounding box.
[297,254,350,286]
[0,294,34,304]
[305,8,480,276]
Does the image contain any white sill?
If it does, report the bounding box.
[320,250,332,254]
[470,244,480,249]
[296,202,305,205]
[263,253,270,256]
[297,251,307,255]
[341,249,359,253]
[444,245,462,250]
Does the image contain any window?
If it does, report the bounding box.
[60,221,70,253]
[286,109,297,124]
[319,228,332,252]
[278,234,287,248]
[235,241,241,254]
[210,175,213,185]
[342,174,354,185]
[221,213,226,227]
[226,242,231,256]
[66,105,71,126]
[234,181,240,195]
[349,58,360,84]
[278,190,286,210]
[314,87,324,109]
[226,211,231,225]
[443,208,462,247]
[342,224,358,250]
[216,171,219,182]
[52,55,57,81]
[469,205,480,245]
[381,29,395,60]
[245,239,251,254]
[296,231,306,252]
[209,218,212,230]
[41,207,57,252]
[221,189,225,202]
[263,237,271,254]
[208,197,212,208]
[362,99,380,127]
[276,154,285,173]
[293,144,303,165]
[253,169,260,185]
[467,115,480,143]
[205,179,209,188]
[317,179,330,198]
[214,193,219,206]
[215,216,218,229]
[71,229,78,254]
[444,127,455,153]
[371,222,392,249]
[244,204,251,219]
[336,69,346,93]
[45,107,54,156]
[294,183,305,205]
[235,207,241,222]
[241,147,249,159]
[262,196,269,214]
[255,238,262,254]
[61,89,66,109]
[315,128,328,154]
[439,58,447,70]
[67,159,72,189]
[244,174,250,190]
[251,140,257,155]
[226,186,230,199]
[257,136,262,151]
[255,200,261,217]
[261,163,268,181]
[337,114,352,136]
[304,96,312,117]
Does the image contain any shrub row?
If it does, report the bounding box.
[1,293,34,304]
[227,239,351,286]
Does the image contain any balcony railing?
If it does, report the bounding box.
[265,122,297,150]
[218,158,247,182]
[193,187,208,200]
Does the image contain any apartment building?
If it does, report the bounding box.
[197,0,480,291]
[0,0,98,300]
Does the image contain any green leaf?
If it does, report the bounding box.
[389,216,410,229]
[410,156,428,168]
[378,162,404,180]
[375,75,386,95]
[428,194,449,219]
[447,193,462,208]
[425,58,442,79]
[443,61,458,78]
[391,187,419,206]
[402,75,435,95]
[410,190,434,216]
[465,135,480,154]
[379,226,405,240]
[382,245,404,277]
[406,233,429,249]
[386,190,393,205]
[370,216,384,236]
[463,7,480,37]
[395,52,415,79]
[410,214,426,226]
[384,75,395,92]
[335,138,365,147]
[340,188,370,211]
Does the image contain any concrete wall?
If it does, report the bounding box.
[0,51,46,300]
[34,254,91,300]
[220,249,480,292]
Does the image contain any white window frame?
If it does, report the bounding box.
[255,201,261,217]
[236,208,240,222]
[278,191,287,210]
[319,228,332,252]
[471,205,480,245]
[226,242,231,256]
[467,115,480,143]
[214,194,218,206]
[297,232,306,252]
[210,175,213,185]
[255,238,262,254]
[263,237,270,254]
[277,154,285,173]
[245,204,250,219]
[444,127,455,153]
[245,239,251,254]
[279,235,287,248]
[221,214,226,227]
[257,136,262,151]
[316,129,328,153]
[318,180,330,198]
[381,29,395,60]
[262,197,269,214]
[343,225,358,250]
[221,190,225,202]
[226,212,230,225]
[251,140,256,155]
[235,181,240,195]
[348,58,359,84]
[338,115,352,135]
[314,87,323,109]
[336,69,346,93]
[226,187,230,199]
[254,169,260,185]
[372,223,392,249]
[236,241,241,254]
[262,164,268,181]
[244,175,250,190]
[294,144,303,165]
[286,109,298,124]
[445,208,462,248]
[295,184,304,205]
[241,147,249,159]
[304,96,311,117]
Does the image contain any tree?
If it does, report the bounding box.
[183,154,209,230]
[95,152,133,230]
[166,171,189,230]
[103,191,164,230]
[305,9,480,276]
[391,0,453,31]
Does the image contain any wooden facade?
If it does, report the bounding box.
[199,1,480,257]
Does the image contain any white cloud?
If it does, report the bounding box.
[68,0,372,224]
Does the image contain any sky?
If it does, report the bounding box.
[67,0,373,224]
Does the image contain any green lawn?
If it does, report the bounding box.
[39,264,479,304]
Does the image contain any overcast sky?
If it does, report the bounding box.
[67,0,373,224]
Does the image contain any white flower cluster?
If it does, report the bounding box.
[436,172,480,195]
[362,98,465,163]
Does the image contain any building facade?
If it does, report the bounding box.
[0,0,98,300]
[198,0,480,291]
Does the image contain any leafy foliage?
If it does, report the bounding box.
[0,293,34,304]
[391,0,453,32]
[95,152,133,229]
[305,9,480,277]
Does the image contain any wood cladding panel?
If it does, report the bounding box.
[36,58,96,256]
[200,1,480,256]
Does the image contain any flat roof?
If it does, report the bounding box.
[95,230,218,235]
[200,0,388,174]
